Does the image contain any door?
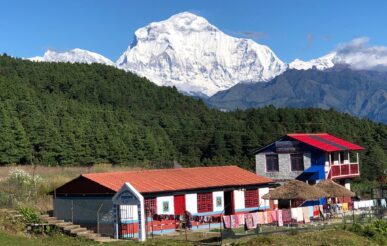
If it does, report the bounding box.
[118,205,138,239]
[224,191,234,215]
[174,195,186,215]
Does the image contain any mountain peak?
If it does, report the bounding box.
[289,52,336,70]
[28,48,115,66]
[117,12,286,96]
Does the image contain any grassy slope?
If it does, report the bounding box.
[0,229,377,246]
[236,229,374,246]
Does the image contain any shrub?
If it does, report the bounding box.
[19,207,40,224]
[3,168,42,206]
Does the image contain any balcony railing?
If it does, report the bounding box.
[330,163,359,179]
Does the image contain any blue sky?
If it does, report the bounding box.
[1,0,386,62]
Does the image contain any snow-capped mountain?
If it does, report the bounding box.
[289,52,336,70]
[28,48,115,66]
[116,12,287,96]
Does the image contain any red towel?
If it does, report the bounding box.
[245,213,255,229]
[231,215,240,228]
[222,215,231,228]
[282,209,292,223]
[270,210,277,222]
[313,205,319,217]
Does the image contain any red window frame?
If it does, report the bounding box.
[144,197,157,215]
[197,192,213,213]
[244,189,259,208]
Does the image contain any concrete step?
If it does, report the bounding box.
[76,230,94,236]
[83,233,101,240]
[63,224,80,231]
[94,237,118,243]
[41,216,57,220]
[56,222,73,227]
[49,220,66,224]
[70,227,88,234]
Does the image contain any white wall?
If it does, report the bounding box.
[345,181,351,191]
[343,151,350,164]
[185,193,197,214]
[156,196,174,215]
[333,153,339,165]
[259,187,269,208]
[234,190,245,210]
[212,191,224,212]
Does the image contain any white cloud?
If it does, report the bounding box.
[334,37,387,71]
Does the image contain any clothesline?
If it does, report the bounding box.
[222,205,323,229]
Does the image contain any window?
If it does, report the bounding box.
[266,154,279,172]
[197,192,213,213]
[162,201,169,213]
[339,152,345,164]
[291,153,304,171]
[244,189,259,208]
[144,197,157,215]
[215,196,222,207]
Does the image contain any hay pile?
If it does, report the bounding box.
[262,180,328,200]
[315,179,355,197]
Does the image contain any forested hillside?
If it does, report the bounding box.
[0,55,386,182]
[207,68,387,123]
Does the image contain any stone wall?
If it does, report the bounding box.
[256,152,311,181]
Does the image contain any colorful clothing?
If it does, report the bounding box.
[302,207,310,223]
[308,206,314,218]
[251,212,259,226]
[231,215,240,228]
[237,214,245,225]
[277,210,283,226]
[270,210,277,222]
[258,212,265,224]
[313,205,320,217]
[282,209,291,223]
[291,207,303,222]
[342,203,348,212]
[245,214,255,229]
[265,211,271,223]
[222,216,231,229]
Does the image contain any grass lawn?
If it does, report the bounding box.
[0,231,192,246]
[232,229,377,246]
[0,228,382,246]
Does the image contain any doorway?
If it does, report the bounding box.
[224,191,234,215]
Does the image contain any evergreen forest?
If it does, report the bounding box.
[0,55,385,184]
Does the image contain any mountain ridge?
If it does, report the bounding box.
[207,67,387,123]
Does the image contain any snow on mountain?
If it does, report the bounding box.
[116,12,287,96]
[289,52,336,70]
[28,48,115,66]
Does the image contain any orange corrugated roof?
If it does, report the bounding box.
[82,166,272,194]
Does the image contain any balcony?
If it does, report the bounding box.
[329,163,359,179]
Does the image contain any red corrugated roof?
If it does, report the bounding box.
[287,133,364,152]
[82,166,272,194]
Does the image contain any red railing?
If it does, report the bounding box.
[330,163,359,178]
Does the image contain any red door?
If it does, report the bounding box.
[174,195,186,215]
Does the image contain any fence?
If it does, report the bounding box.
[149,201,386,245]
